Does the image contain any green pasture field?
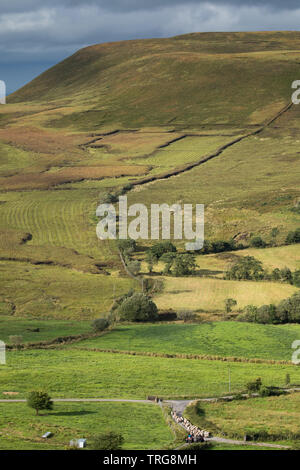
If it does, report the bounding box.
[0,316,92,344]
[0,401,173,450]
[1,349,300,400]
[185,392,300,442]
[66,321,300,361]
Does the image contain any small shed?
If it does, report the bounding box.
[70,438,87,449]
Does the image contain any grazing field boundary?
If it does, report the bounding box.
[117,102,293,191]
[5,331,109,350]
[6,336,296,365]
[71,346,294,366]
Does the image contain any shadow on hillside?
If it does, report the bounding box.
[195,269,223,277]
[49,410,96,417]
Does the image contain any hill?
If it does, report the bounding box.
[0,31,299,320]
[7,31,300,129]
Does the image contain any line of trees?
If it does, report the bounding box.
[238,292,300,324]
[225,255,300,286]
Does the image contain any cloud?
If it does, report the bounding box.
[1,0,300,14]
[0,1,300,93]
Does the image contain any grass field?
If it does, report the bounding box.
[1,32,300,450]
[8,32,300,129]
[0,261,137,319]
[66,322,300,361]
[194,245,300,275]
[0,316,92,344]
[154,277,298,312]
[1,349,300,400]
[127,126,300,242]
[0,401,173,450]
[185,392,300,441]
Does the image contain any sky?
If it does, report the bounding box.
[1,0,300,94]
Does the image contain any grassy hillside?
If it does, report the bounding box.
[2,348,300,399]
[67,322,300,361]
[0,31,299,321]
[185,392,300,442]
[154,277,298,313]
[0,401,173,450]
[7,31,300,129]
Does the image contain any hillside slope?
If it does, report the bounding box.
[7,31,300,129]
[0,31,299,319]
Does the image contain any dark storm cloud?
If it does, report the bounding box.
[1,0,300,13]
[1,0,300,93]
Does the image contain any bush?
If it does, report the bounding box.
[101,192,118,204]
[250,236,266,248]
[177,310,196,322]
[293,270,300,287]
[92,318,109,332]
[259,386,285,397]
[246,377,262,393]
[117,293,158,322]
[126,259,141,276]
[200,239,237,254]
[117,239,137,255]
[285,228,300,244]
[90,431,124,450]
[225,298,237,313]
[280,267,293,283]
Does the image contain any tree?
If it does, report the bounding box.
[271,268,281,281]
[117,293,158,322]
[293,270,300,287]
[160,252,176,274]
[150,241,176,260]
[92,318,109,332]
[256,304,278,324]
[250,236,266,248]
[285,228,300,244]
[285,373,291,386]
[146,250,157,273]
[27,391,53,416]
[239,304,258,322]
[270,227,279,246]
[117,239,137,256]
[173,253,196,277]
[126,259,141,276]
[225,256,264,281]
[90,431,124,450]
[225,298,237,313]
[280,267,293,284]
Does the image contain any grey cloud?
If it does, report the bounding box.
[1,1,300,93]
[1,0,300,14]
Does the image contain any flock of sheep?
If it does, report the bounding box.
[171,411,211,442]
